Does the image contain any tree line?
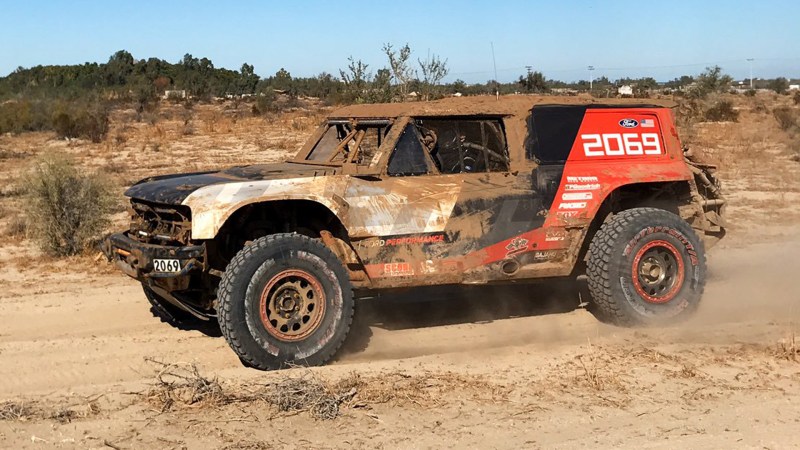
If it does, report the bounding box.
[1,46,797,139]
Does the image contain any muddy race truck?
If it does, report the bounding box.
[102,96,725,370]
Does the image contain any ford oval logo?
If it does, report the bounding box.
[619,118,639,128]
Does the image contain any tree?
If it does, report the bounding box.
[769,77,789,94]
[383,43,414,100]
[418,54,449,100]
[450,79,467,94]
[633,77,658,98]
[694,66,733,98]
[272,68,293,92]
[104,50,134,86]
[236,63,259,95]
[518,71,548,93]
[339,57,371,104]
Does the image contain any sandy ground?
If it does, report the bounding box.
[1,95,799,449]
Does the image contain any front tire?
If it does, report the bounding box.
[143,284,197,326]
[586,208,706,326]
[217,233,354,370]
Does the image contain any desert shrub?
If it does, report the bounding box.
[790,141,800,163]
[52,101,110,142]
[752,100,769,114]
[251,90,279,115]
[22,154,116,256]
[794,91,800,105]
[703,100,739,122]
[0,100,51,134]
[773,107,799,132]
[3,215,27,237]
[745,89,756,97]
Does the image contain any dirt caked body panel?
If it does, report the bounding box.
[104,96,723,315]
[176,101,698,289]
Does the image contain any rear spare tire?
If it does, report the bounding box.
[586,208,706,326]
[217,233,354,370]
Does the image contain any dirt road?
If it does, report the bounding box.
[1,234,799,449]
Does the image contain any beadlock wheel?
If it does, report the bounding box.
[631,240,685,304]
[259,269,326,341]
[216,233,354,370]
[586,207,706,326]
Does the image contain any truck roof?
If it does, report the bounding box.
[330,95,677,119]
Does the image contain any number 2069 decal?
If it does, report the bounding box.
[581,133,662,157]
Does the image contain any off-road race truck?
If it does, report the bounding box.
[102,96,725,370]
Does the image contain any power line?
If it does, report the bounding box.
[448,56,800,79]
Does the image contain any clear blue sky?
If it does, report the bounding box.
[1,0,797,83]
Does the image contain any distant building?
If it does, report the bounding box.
[790,85,800,91]
[163,90,187,100]
[618,85,633,96]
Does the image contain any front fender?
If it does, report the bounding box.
[182,177,349,240]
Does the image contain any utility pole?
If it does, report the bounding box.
[746,58,754,89]
[588,65,595,91]
[491,42,499,100]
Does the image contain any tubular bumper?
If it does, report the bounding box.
[101,232,204,281]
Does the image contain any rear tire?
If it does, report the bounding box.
[586,208,706,326]
[217,233,354,370]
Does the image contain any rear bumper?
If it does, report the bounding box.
[101,232,204,282]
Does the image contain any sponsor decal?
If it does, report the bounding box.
[581,133,662,157]
[619,118,639,128]
[383,262,414,277]
[564,183,601,191]
[420,260,437,274]
[356,233,445,248]
[640,118,655,128]
[558,202,587,210]
[505,237,529,256]
[566,176,599,183]
[384,234,445,246]
[533,251,556,260]
[561,192,593,201]
[545,230,567,242]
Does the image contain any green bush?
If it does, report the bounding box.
[23,154,116,256]
[703,100,739,122]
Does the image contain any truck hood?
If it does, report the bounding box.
[124,162,338,205]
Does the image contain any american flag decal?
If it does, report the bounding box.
[641,118,655,128]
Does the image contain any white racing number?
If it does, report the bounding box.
[153,258,181,273]
[582,133,661,157]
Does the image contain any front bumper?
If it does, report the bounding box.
[101,232,205,284]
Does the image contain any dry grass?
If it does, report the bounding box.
[141,358,505,420]
[774,332,798,362]
[143,358,229,412]
[0,401,37,421]
[0,399,100,423]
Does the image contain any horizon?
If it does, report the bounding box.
[1,0,798,84]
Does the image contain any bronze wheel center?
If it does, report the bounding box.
[259,269,326,342]
[631,240,686,304]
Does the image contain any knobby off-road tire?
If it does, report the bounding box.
[143,284,197,326]
[586,208,706,326]
[217,233,354,370]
